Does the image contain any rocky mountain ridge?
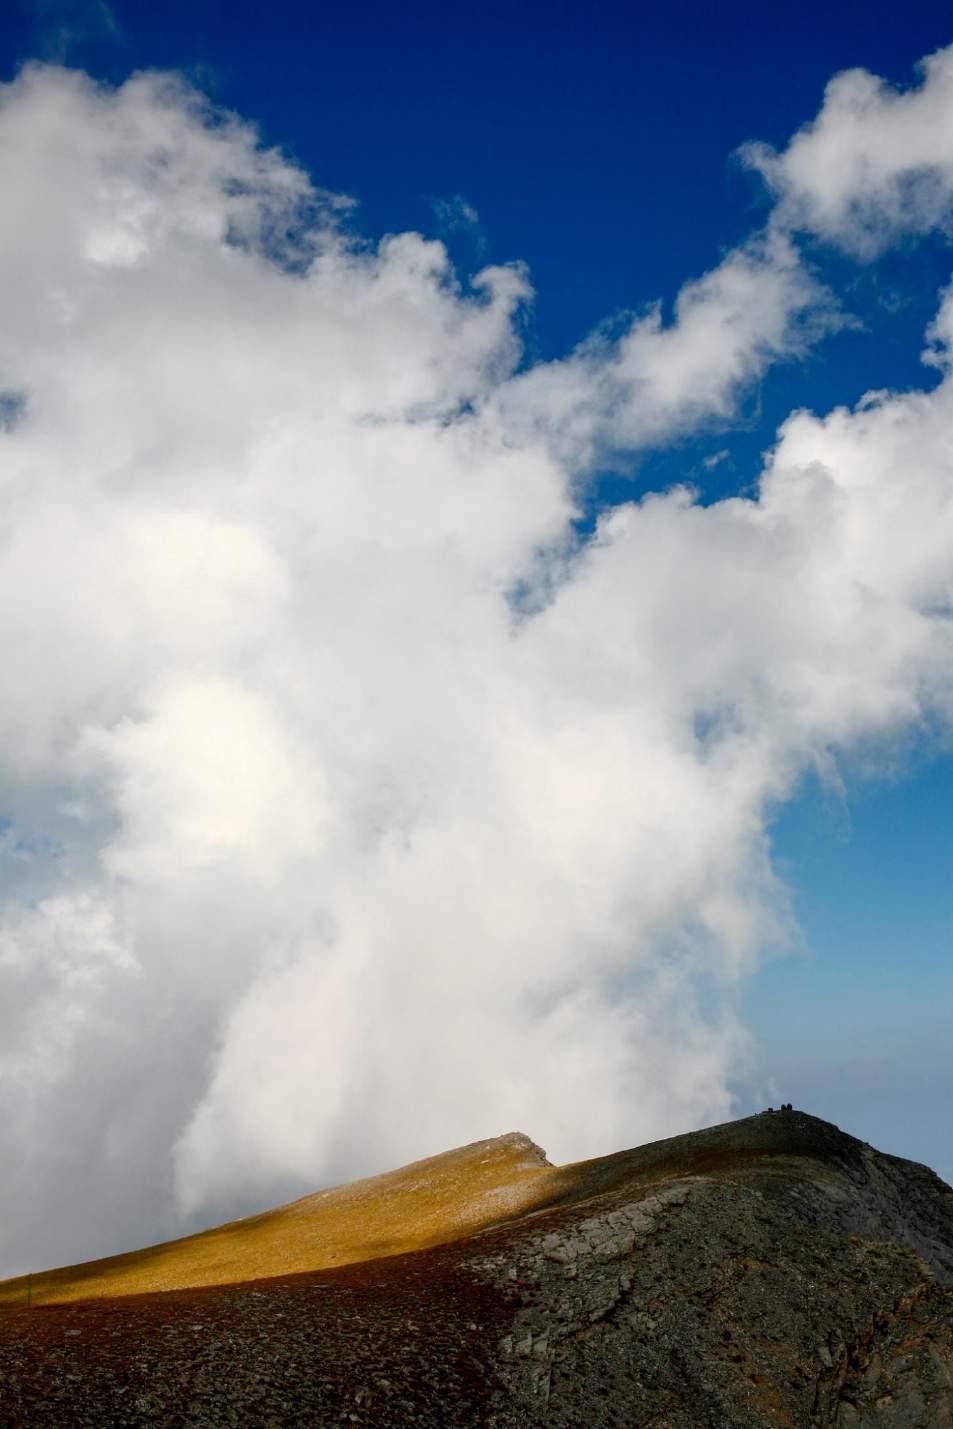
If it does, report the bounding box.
[1,1109,951,1426]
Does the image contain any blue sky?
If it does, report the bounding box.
[751,749,953,1179]
[0,0,951,1267]
[8,0,949,361]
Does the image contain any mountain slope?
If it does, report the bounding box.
[1,1109,952,1427]
[0,1130,553,1305]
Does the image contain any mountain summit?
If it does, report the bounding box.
[2,1110,951,1426]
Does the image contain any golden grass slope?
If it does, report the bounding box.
[0,1109,866,1309]
[0,1132,555,1306]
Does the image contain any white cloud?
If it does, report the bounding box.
[432,194,483,235]
[495,229,833,467]
[0,56,952,1273]
[744,44,953,255]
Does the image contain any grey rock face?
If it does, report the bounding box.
[467,1111,953,1428]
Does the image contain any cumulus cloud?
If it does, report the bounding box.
[495,228,833,467]
[745,44,953,255]
[1,54,953,1274]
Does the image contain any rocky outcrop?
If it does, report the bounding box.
[472,1136,953,1426]
[1,1111,951,1427]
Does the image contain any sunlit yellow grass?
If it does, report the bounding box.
[0,1132,557,1306]
[0,1111,816,1308]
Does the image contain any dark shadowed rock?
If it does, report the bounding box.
[1,1110,951,1426]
